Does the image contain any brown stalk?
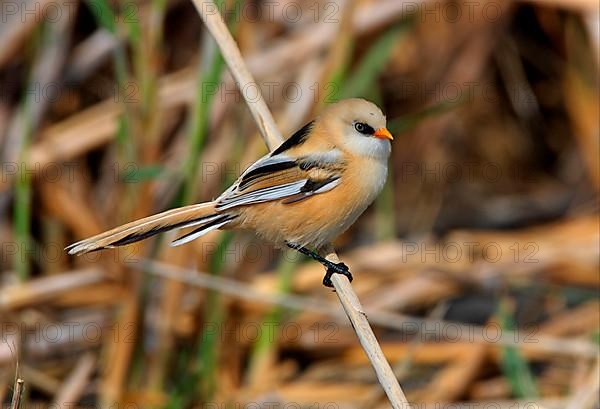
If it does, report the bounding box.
[52,352,96,406]
[0,268,105,311]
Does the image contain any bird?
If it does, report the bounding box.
[66,98,393,287]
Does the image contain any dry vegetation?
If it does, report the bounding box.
[0,0,599,408]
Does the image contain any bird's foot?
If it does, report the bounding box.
[322,262,352,288]
[285,242,353,288]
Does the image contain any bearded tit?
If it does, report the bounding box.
[66,98,394,287]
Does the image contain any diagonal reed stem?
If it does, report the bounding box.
[189,1,412,407]
[10,378,24,409]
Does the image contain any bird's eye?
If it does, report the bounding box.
[354,122,374,135]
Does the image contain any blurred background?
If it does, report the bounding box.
[0,0,599,407]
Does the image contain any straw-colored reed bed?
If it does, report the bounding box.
[1,0,598,408]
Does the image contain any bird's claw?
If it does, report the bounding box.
[323,262,352,288]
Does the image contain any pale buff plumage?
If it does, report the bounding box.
[66,98,392,256]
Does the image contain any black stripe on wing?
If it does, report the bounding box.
[281,176,340,204]
[301,177,340,193]
[270,121,314,156]
[238,160,297,190]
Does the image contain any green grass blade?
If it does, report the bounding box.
[181,42,226,204]
[85,0,116,34]
[166,4,241,403]
[497,299,539,398]
[180,0,240,204]
[14,140,32,281]
[13,23,47,281]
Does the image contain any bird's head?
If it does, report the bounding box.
[320,98,393,160]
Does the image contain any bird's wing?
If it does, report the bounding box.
[215,150,344,211]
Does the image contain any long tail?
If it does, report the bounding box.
[65,202,234,255]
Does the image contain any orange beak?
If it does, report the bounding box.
[373,127,394,141]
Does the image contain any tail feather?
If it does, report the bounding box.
[66,202,222,255]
